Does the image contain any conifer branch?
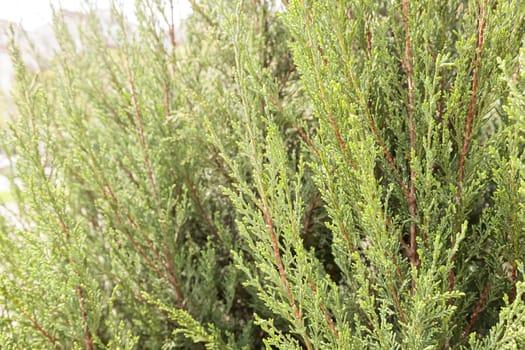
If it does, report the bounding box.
[209,147,235,184]
[117,159,140,188]
[4,1,525,347]
[76,285,94,350]
[27,314,60,350]
[304,14,356,170]
[390,284,407,324]
[450,0,488,296]
[125,56,161,207]
[302,192,321,236]
[118,18,185,309]
[168,0,177,48]
[263,187,302,322]
[437,68,446,124]
[457,0,488,196]
[184,174,220,240]
[233,18,311,346]
[50,191,95,349]
[255,178,314,349]
[59,226,92,349]
[187,0,217,28]
[307,278,339,339]
[162,247,185,309]
[296,126,320,158]
[462,280,490,338]
[267,93,320,158]
[101,185,185,308]
[319,87,356,170]
[333,13,411,203]
[268,94,284,113]
[402,0,420,270]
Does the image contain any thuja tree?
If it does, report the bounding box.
[0,0,525,349]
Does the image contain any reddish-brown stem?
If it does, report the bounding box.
[335,13,411,207]
[323,95,356,170]
[262,196,301,321]
[307,278,339,339]
[402,0,420,270]
[366,113,410,204]
[161,246,185,309]
[391,285,407,324]
[458,0,488,196]
[103,184,157,253]
[168,0,176,48]
[462,281,490,338]
[209,147,235,184]
[305,18,355,170]
[303,192,321,236]
[437,68,446,125]
[268,94,285,113]
[122,38,184,308]
[366,27,372,57]
[509,264,518,304]
[101,186,185,308]
[125,58,160,207]
[27,314,60,350]
[55,210,94,349]
[448,265,456,297]
[296,126,320,158]
[269,95,320,157]
[116,159,140,188]
[76,286,94,350]
[184,174,220,240]
[451,0,488,294]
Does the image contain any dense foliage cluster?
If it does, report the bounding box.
[0,0,525,348]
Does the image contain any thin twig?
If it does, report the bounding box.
[296,126,320,158]
[390,285,407,324]
[304,11,356,170]
[125,56,161,207]
[335,18,412,209]
[76,285,94,350]
[402,0,420,270]
[457,0,488,196]
[27,314,60,350]
[121,25,185,308]
[302,192,321,236]
[450,0,488,295]
[101,185,185,308]
[184,174,220,240]
[462,281,490,338]
[307,278,339,339]
[168,0,177,48]
[187,0,217,27]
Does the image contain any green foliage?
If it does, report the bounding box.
[0,0,524,348]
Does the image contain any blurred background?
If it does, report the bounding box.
[0,0,191,215]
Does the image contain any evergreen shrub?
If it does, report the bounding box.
[1,0,525,348]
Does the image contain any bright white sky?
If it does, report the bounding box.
[0,0,191,30]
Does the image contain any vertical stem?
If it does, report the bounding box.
[450,0,488,294]
[232,6,311,348]
[168,0,176,48]
[462,281,490,338]
[76,285,94,350]
[457,0,488,195]
[121,22,185,307]
[402,0,420,270]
